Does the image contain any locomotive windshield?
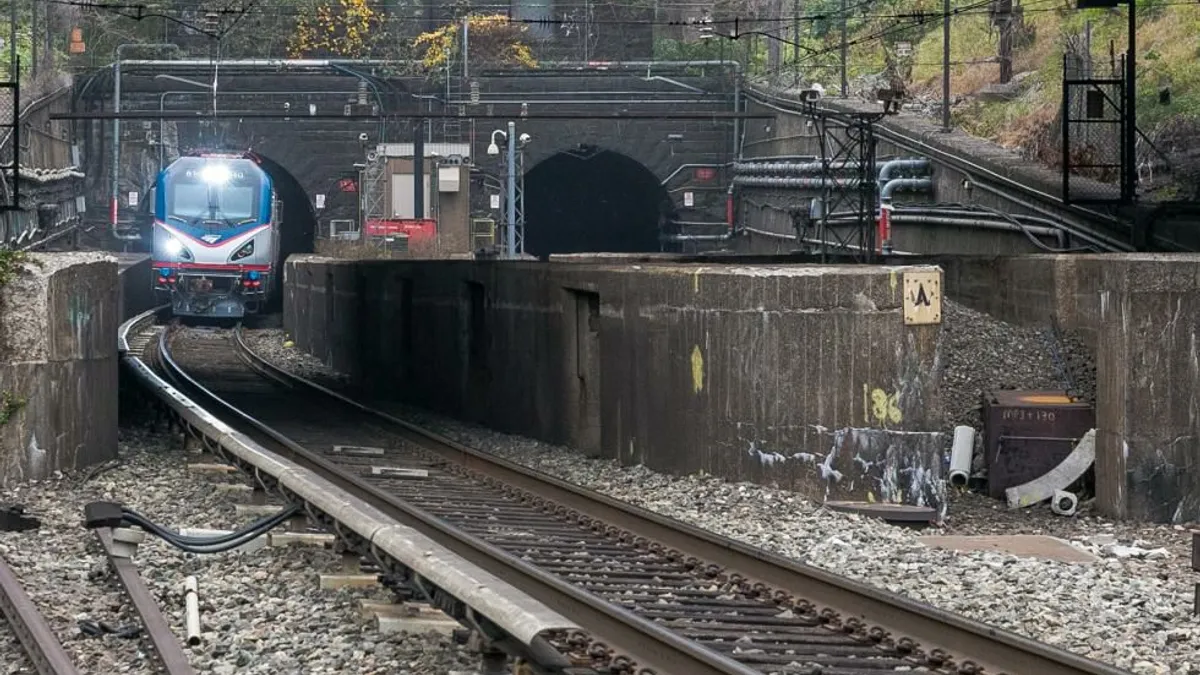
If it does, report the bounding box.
[159,157,267,227]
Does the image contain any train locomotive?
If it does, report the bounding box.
[150,153,284,319]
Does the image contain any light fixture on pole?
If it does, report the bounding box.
[487,129,506,156]
[486,125,530,257]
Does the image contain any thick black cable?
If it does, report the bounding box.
[118,503,302,554]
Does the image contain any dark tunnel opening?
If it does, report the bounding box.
[246,151,318,261]
[523,148,671,258]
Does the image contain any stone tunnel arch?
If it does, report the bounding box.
[523,146,672,258]
[245,150,318,262]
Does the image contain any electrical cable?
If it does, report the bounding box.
[116,502,303,554]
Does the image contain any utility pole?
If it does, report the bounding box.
[9,0,16,81]
[793,0,800,85]
[505,120,516,257]
[41,0,51,73]
[1123,0,1136,202]
[942,0,952,131]
[993,0,1014,84]
[840,0,848,96]
[28,0,35,77]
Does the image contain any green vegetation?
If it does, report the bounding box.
[901,1,1200,150]
[0,391,24,427]
[0,250,30,288]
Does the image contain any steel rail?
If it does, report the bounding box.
[118,315,586,673]
[0,556,80,675]
[231,330,1135,675]
[156,326,757,675]
[93,528,196,675]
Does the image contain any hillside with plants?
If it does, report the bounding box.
[655,0,1194,198]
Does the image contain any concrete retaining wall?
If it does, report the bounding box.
[0,253,119,483]
[286,256,951,514]
[927,253,1200,523]
[117,254,156,322]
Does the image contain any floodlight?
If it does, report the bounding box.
[200,164,232,184]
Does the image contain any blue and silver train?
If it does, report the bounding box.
[150,153,282,319]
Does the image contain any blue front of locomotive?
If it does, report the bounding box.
[151,156,276,319]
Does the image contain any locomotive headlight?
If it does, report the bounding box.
[200,164,232,185]
[231,240,255,261]
[162,236,192,261]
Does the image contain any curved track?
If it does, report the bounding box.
[140,321,1132,675]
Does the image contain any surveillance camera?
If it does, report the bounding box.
[358,132,369,142]
[518,133,531,145]
[283,102,290,109]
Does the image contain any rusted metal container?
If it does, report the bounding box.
[982,390,1096,499]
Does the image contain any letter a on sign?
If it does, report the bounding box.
[902,270,942,325]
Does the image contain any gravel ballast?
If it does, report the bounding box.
[0,427,475,675]
[247,327,1195,675]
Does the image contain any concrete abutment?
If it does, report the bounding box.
[287,253,1200,524]
[286,255,950,514]
[0,253,120,484]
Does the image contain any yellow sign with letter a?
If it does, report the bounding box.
[902,270,942,325]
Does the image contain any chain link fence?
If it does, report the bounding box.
[1061,48,1125,203]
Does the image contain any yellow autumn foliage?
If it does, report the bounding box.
[288,0,381,58]
[413,15,538,72]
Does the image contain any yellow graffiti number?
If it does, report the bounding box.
[870,388,902,425]
[691,345,705,394]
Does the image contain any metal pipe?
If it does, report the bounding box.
[734,161,861,175]
[118,58,416,68]
[661,232,737,242]
[447,98,728,106]
[881,178,933,201]
[878,158,930,183]
[643,75,707,94]
[821,210,1062,238]
[462,90,729,97]
[897,205,1071,230]
[743,87,1130,250]
[890,213,1062,238]
[733,176,863,187]
[660,163,731,186]
[506,120,516,258]
[739,154,819,162]
[733,76,742,158]
[484,60,742,72]
[184,577,201,646]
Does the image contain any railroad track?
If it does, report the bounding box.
[123,314,1134,675]
[0,555,79,675]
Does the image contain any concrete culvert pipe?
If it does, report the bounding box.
[948,425,974,487]
[1051,490,1079,517]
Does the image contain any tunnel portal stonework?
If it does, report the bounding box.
[285,256,951,515]
[78,70,738,245]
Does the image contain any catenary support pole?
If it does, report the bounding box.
[506,120,516,258]
[413,124,425,220]
[942,0,952,131]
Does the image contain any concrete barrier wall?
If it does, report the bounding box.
[117,255,156,321]
[919,252,1200,523]
[0,253,118,483]
[286,256,952,513]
